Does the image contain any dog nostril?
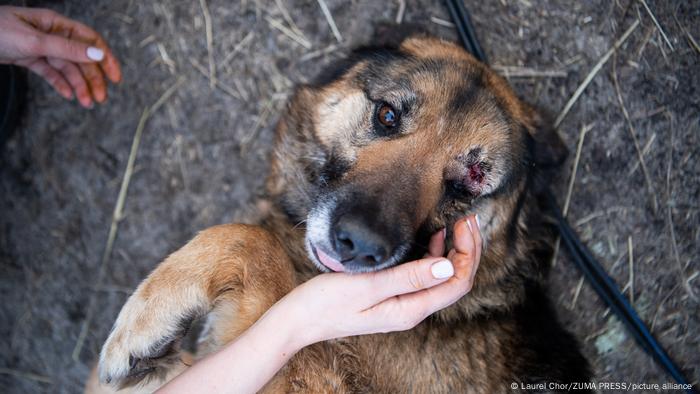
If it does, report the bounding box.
[362,247,387,265]
[336,231,355,251]
[334,218,390,266]
[363,255,377,265]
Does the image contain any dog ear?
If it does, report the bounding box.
[523,108,568,169]
[371,22,430,48]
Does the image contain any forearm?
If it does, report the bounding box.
[157,304,303,394]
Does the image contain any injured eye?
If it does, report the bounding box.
[377,103,399,128]
[445,156,491,200]
[467,162,485,186]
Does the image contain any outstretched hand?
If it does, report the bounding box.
[0,6,122,107]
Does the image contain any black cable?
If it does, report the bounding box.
[445,2,697,393]
[548,191,696,394]
[445,0,487,63]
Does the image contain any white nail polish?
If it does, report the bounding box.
[87,46,104,61]
[431,259,454,279]
[475,215,481,229]
[466,219,473,232]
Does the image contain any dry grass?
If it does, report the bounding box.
[199,0,217,88]
[551,123,593,267]
[554,20,640,129]
[612,56,659,213]
[317,0,343,42]
[492,65,567,78]
[266,16,312,49]
[638,0,674,50]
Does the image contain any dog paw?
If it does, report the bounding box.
[98,293,200,388]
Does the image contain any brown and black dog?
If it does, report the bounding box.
[88,34,590,393]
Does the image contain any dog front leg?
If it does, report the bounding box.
[97,224,296,389]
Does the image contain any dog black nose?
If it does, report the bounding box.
[333,216,389,267]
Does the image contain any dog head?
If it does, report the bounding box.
[270,35,564,273]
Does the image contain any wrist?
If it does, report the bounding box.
[256,299,310,356]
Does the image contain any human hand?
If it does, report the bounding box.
[272,215,482,349]
[0,6,122,108]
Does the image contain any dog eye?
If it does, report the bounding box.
[377,103,399,128]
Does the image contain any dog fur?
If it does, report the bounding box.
[87,34,590,393]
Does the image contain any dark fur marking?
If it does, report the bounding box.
[280,198,305,224]
[514,283,592,389]
[319,150,352,185]
[504,173,529,258]
[447,67,486,114]
[311,47,408,88]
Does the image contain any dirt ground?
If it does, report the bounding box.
[0,0,698,392]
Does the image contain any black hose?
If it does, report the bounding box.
[547,191,696,394]
[445,0,487,63]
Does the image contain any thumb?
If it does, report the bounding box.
[33,33,104,63]
[366,257,454,303]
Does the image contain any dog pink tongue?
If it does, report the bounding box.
[317,247,345,272]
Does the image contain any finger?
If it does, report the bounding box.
[78,62,107,103]
[25,59,73,100]
[47,57,92,107]
[386,218,480,318]
[97,40,122,83]
[50,13,122,83]
[447,249,477,287]
[471,216,483,282]
[364,257,455,304]
[427,228,446,257]
[24,8,122,83]
[453,216,474,254]
[380,273,469,327]
[31,32,104,64]
[40,17,108,103]
[365,274,468,332]
[450,217,476,278]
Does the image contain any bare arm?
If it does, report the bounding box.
[157,305,301,394]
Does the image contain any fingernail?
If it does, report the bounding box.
[466,219,473,233]
[431,259,454,279]
[87,46,104,61]
[441,228,446,240]
[475,215,481,229]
